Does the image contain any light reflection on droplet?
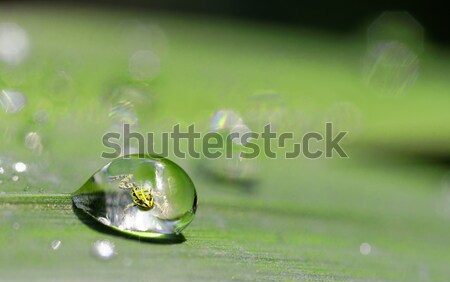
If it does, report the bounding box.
[51,240,62,250]
[24,132,43,155]
[364,41,419,96]
[365,12,423,97]
[0,167,4,174]
[13,162,27,173]
[128,50,160,81]
[0,23,30,66]
[210,110,242,131]
[359,242,372,255]
[91,240,116,260]
[98,217,111,226]
[0,89,27,114]
[109,100,138,128]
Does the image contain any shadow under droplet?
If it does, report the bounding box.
[72,203,186,244]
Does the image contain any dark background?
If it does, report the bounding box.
[2,0,448,46]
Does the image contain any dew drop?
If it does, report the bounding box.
[24,132,43,155]
[13,162,27,173]
[11,175,19,182]
[72,155,197,239]
[128,50,160,81]
[0,23,30,66]
[51,240,62,250]
[359,242,372,255]
[0,89,27,114]
[91,240,116,260]
[203,110,258,183]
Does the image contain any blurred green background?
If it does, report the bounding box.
[0,3,449,282]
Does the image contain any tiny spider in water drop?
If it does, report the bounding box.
[108,174,167,214]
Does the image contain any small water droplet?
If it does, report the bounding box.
[51,240,62,250]
[72,155,197,239]
[0,167,4,174]
[12,222,20,230]
[24,132,43,155]
[203,110,258,183]
[0,23,30,66]
[359,242,372,255]
[13,162,27,173]
[128,50,160,81]
[364,41,419,96]
[91,240,116,260]
[11,175,19,182]
[33,110,50,126]
[0,89,27,114]
[109,100,138,128]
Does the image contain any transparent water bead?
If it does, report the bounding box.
[0,89,27,114]
[72,155,197,238]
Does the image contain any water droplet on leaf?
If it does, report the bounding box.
[91,240,116,260]
[72,155,197,239]
[0,89,27,114]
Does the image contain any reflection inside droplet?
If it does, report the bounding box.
[0,89,27,114]
[91,240,116,260]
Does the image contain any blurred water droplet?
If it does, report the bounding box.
[72,155,197,238]
[229,123,252,146]
[203,110,258,184]
[244,93,286,132]
[33,110,50,126]
[123,22,168,57]
[24,132,43,155]
[13,162,27,173]
[0,89,27,113]
[210,110,242,131]
[367,11,424,55]
[91,240,116,260]
[12,222,20,230]
[51,240,62,250]
[109,100,138,129]
[11,175,19,182]
[359,242,372,255]
[128,50,160,81]
[364,41,419,96]
[0,23,30,66]
[0,167,4,174]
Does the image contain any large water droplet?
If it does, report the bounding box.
[72,155,197,239]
